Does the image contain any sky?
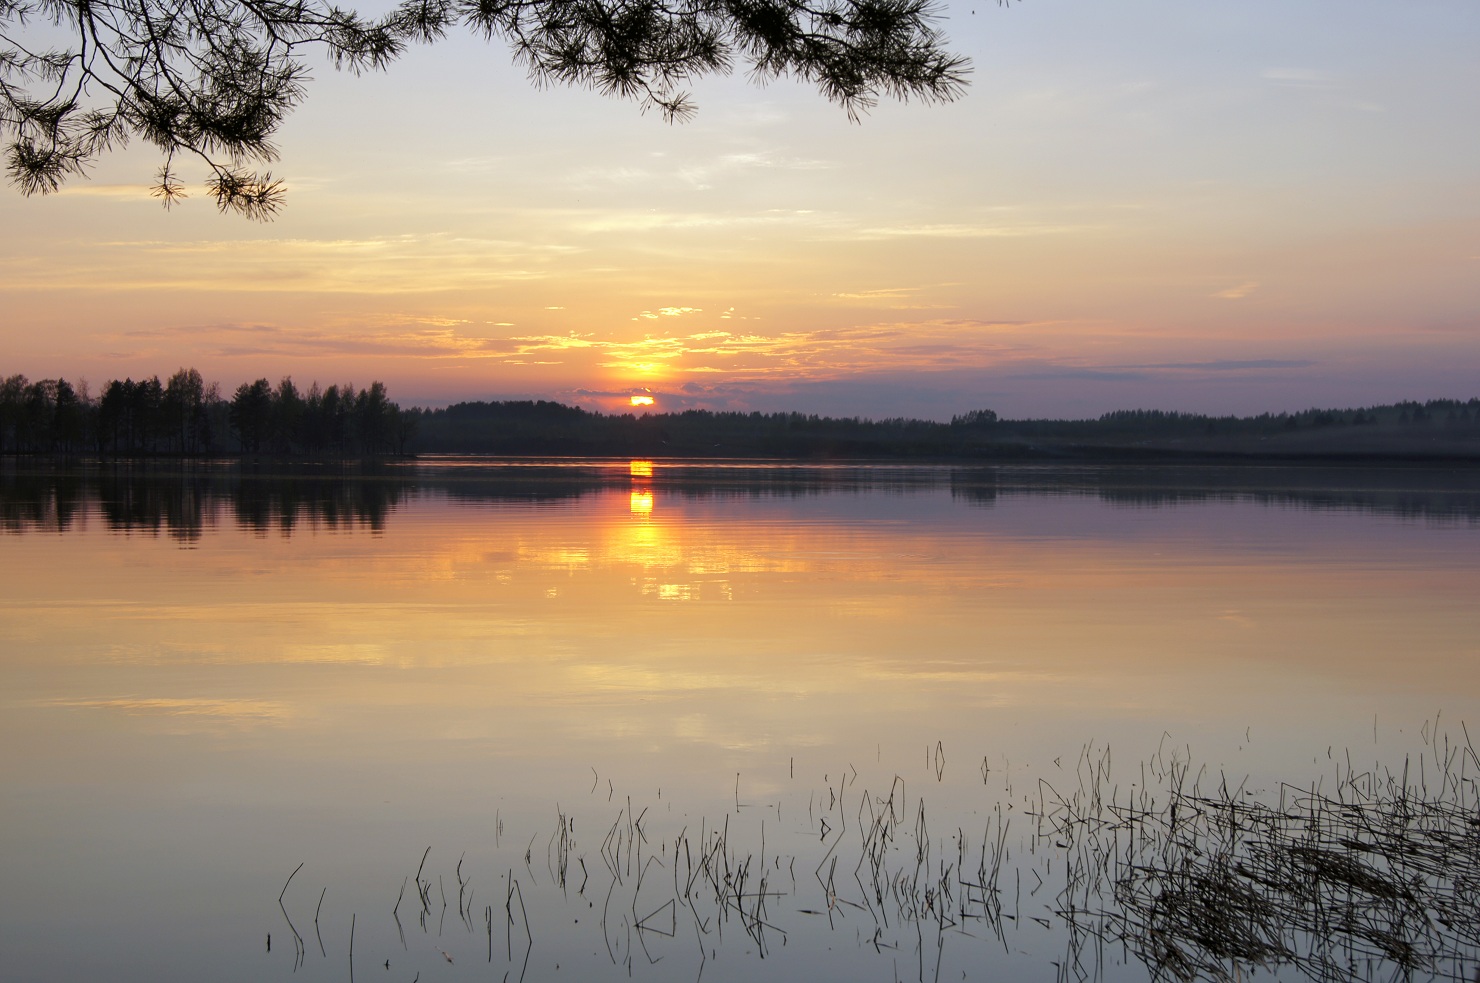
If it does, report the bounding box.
[1,0,1477,420]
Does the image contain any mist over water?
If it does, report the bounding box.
[3,460,1479,981]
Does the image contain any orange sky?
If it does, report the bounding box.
[1,0,1477,418]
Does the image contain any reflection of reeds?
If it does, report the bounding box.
[391,876,407,949]
[276,862,305,970]
[313,887,326,958]
[413,845,432,932]
[279,731,1480,983]
[548,808,572,896]
[506,872,532,983]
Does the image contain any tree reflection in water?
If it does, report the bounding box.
[4,461,1480,542]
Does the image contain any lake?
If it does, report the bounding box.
[3,458,1480,982]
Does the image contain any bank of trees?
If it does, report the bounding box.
[404,396,1480,459]
[5,377,1479,460]
[225,378,413,455]
[0,369,413,456]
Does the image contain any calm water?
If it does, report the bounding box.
[3,459,1480,982]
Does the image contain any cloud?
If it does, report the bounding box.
[51,183,159,199]
[1007,367,1152,382]
[571,208,817,234]
[512,319,1046,378]
[117,321,497,361]
[438,317,1052,379]
[717,151,833,171]
[441,155,505,173]
[1262,68,1339,88]
[46,696,290,722]
[1129,360,1316,372]
[999,358,1316,387]
[635,306,702,320]
[1213,281,1259,299]
[569,149,834,191]
[354,312,473,328]
[0,233,562,294]
[538,340,1333,419]
[844,223,1092,241]
[832,286,931,300]
[479,332,597,358]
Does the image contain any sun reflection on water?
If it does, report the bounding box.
[630,459,656,514]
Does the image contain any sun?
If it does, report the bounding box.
[629,395,655,407]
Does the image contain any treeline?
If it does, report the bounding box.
[0,369,414,456]
[403,400,949,457]
[5,370,1479,460]
[1021,399,1478,437]
[403,396,1480,459]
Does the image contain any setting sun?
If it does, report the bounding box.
[630,395,656,407]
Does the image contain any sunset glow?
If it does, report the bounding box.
[0,2,1474,419]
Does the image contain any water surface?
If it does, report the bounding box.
[3,460,1479,982]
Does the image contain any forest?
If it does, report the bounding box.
[0,370,415,456]
[399,397,1480,459]
[3,368,1479,461]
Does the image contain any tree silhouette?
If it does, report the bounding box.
[164,368,211,454]
[0,375,26,453]
[229,378,274,452]
[2,0,975,218]
[270,376,304,455]
[354,379,394,454]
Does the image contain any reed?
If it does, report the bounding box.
[274,729,1480,983]
[275,862,305,971]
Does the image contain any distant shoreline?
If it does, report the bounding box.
[4,446,1480,467]
[4,371,1478,463]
